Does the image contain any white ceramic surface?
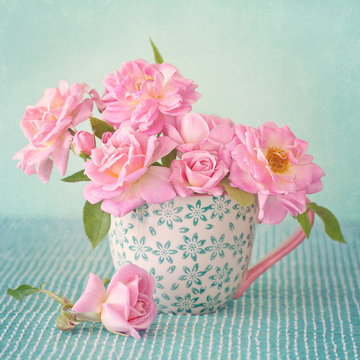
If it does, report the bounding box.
[108,195,257,314]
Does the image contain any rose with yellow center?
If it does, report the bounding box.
[266,147,289,174]
[227,122,325,225]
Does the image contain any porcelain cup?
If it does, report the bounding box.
[108,195,313,315]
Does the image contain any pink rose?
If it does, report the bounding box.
[228,122,325,224]
[13,80,93,182]
[72,264,157,339]
[169,150,229,197]
[83,127,177,216]
[101,59,201,135]
[72,131,95,156]
[163,113,235,153]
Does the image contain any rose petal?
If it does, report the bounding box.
[107,263,155,298]
[52,131,73,176]
[101,303,140,339]
[128,293,158,330]
[138,167,176,204]
[257,193,288,225]
[72,274,106,313]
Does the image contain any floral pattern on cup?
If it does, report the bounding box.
[109,195,256,315]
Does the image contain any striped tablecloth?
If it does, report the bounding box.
[0,217,359,359]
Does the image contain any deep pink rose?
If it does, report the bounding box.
[13,80,93,182]
[83,127,177,216]
[101,59,201,135]
[169,150,229,197]
[72,264,157,339]
[228,122,325,224]
[163,113,235,153]
[72,131,95,156]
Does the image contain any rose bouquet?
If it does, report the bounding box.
[8,40,344,338]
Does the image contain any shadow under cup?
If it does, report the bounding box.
[108,195,257,315]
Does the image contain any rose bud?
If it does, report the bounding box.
[73,131,95,156]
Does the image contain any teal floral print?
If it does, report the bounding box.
[128,236,152,261]
[178,263,213,288]
[149,267,164,290]
[205,234,230,260]
[230,234,247,257]
[210,196,231,220]
[192,287,206,295]
[198,293,222,313]
[209,263,233,289]
[131,204,149,222]
[184,200,209,226]
[153,200,183,229]
[109,194,257,315]
[111,220,128,238]
[115,251,128,267]
[152,241,177,264]
[178,233,206,261]
[171,293,200,313]
[232,203,250,221]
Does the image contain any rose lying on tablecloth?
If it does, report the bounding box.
[7,264,157,339]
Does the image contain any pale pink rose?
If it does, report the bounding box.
[163,113,235,153]
[13,80,93,182]
[101,59,201,135]
[72,131,95,156]
[72,264,157,339]
[83,127,177,216]
[228,122,325,224]
[169,150,229,197]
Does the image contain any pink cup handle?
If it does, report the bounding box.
[234,206,315,299]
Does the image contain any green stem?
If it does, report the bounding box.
[40,289,74,307]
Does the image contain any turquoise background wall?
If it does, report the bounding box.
[1,0,359,224]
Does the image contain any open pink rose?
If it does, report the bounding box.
[169,150,229,197]
[101,59,201,135]
[13,80,93,182]
[163,113,235,153]
[83,127,177,216]
[72,264,157,339]
[72,131,95,156]
[228,122,325,224]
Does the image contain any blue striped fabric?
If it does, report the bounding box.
[0,218,359,359]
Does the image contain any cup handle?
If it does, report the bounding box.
[234,205,315,299]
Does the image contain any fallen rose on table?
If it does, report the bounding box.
[7,263,157,339]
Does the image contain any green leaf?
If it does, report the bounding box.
[308,202,345,243]
[83,201,111,249]
[90,117,115,139]
[221,178,255,208]
[149,38,164,64]
[7,284,40,301]
[62,170,90,182]
[161,149,177,168]
[296,210,312,238]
